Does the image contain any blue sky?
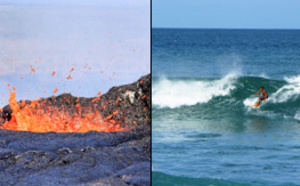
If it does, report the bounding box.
[0,0,149,106]
[153,0,300,29]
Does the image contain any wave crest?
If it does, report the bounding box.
[152,73,238,108]
[267,75,300,103]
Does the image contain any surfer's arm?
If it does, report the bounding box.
[252,91,260,96]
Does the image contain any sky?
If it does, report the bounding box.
[0,0,150,106]
[153,0,300,29]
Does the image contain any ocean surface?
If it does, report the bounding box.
[152,29,300,185]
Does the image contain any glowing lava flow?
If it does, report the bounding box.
[0,92,127,133]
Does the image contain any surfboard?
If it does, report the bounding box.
[244,97,258,108]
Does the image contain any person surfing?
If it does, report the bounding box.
[252,86,268,108]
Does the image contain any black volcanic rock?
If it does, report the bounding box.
[0,74,151,186]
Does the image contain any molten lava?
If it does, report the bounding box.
[0,92,127,133]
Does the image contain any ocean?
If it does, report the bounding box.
[152,28,300,185]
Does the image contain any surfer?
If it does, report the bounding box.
[252,86,268,107]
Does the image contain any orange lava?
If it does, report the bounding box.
[0,92,127,133]
[0,63,123,133]
[53,88,58,94]
[30,65,35,72]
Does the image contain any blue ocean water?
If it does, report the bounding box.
[152,29,300,185]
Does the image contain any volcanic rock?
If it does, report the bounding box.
[0,74,150,185]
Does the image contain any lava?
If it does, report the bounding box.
[53,88,58,94]
[0,91,127,133]
[0,63,131,133]
[30,65,35,72]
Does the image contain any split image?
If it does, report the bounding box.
[1,0,300,186]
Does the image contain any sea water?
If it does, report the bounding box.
[152,29,300,185]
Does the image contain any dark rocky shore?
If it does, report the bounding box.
[0,74,150,186]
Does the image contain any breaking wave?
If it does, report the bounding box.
[153,74,300,120]
[268,75,300,103]
[152,73,238,108]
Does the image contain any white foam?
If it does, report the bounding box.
[243,97,258,107]
[268,75,300,103]
[295,110,300,121]
[152,73,238,108]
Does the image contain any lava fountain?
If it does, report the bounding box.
[0,64,149,133]
[0,91,127,133]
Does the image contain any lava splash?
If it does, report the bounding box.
[0,91,127,133]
